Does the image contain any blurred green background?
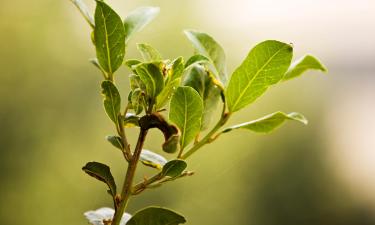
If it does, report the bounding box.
[1,0,375,224]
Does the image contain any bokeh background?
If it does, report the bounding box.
[1,0,375,224]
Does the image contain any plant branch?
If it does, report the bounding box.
[111,128,148,225]
[117,115,131,161]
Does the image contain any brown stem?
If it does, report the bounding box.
[111,128,148,225]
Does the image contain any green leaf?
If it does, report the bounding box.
[137,43,162,61]
[161,160,187,178]
[183,65,221,130]
[226,40,293,112]
[283,55,327,81]
[124,7,160,43]
[184,54,210,70]
[184,30,227,85]
[82,162,117,197]
[223,111,308,134]
[101,81,121,123]
[123,113,140,127]
[140,149,167,169]
[130,88,144,115]
[125,59,142,71]
[135,63,164,99]
[70,0,95,28]
[106,135,123,150]
[156,57,184,108]
[127,206,186,225]
[94,1,125,75]
[169,86,203,148]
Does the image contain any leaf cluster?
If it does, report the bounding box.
[70,1,326,225]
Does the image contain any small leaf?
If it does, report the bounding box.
[130,88,144,115]
[184,54,210,70]
[140,149,168,169]
[82,162,117,197]
[223,111,308,134]
[184,30,227,85]
[161,160,187,178]
[70,0,95,28]
[283,55,327,81]
[123,113,140,127]
[94,1,126,74]
[137,43,162,61]
[135,62,164,99]
[106,135,123,150]
[127,206,186,225]
[124,7,160,43]
[226,40,293,112]
[101,81,121,123]
[156,57,184,108]
[183,65,221,130]
[169,87,203,148]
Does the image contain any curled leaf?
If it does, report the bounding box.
[139,113,180,154]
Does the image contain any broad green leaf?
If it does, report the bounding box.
[106,135,123,150]
[70,0,95,28]
[223,112,308,134]
[283,55,327,81]
[101,81,121,123]
[82,162,117,197]
[183,65,221,130]
[156,57,184,108]
[137,43,162,61]
[184,54,210,70]
[135,63,164,99]
[169,86,203,148]
[127,207,186,225]
[140,149,167,169]
[161,160,187,178]
[94,1,125,74]
[124,7,160,43]
[226,40,293,112]
[184,30,227,85]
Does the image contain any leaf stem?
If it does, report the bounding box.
[111,128,148,225]
[117,115,131,161]
[181,100,230,159]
